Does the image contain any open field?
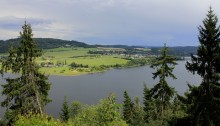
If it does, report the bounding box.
[37,47,129,75]
[0,47,150,76]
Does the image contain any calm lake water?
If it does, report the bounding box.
[0,60,201,117]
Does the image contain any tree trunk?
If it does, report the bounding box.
[35,91,43,116]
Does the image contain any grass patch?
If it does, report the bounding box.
[37,47,129,75]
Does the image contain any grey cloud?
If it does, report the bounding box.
[0,17,23,30]
[0,0,220,45]
[0,16,52,28]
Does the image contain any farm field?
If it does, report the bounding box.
[0,47,150,76]
[37,47,129,76]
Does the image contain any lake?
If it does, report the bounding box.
[0,60,201,117]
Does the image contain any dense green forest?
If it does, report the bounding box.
[0,7,220,126]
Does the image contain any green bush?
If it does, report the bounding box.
[72,94,128,126]
[70,62,88,69]
[14,113,63,126]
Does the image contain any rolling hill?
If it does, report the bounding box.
[0,38,198,56]
[0,38,90,53]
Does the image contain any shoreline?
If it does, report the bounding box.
[41,65,149,77]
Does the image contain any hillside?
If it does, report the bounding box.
[0,38,198,55]
[0,38,90,53]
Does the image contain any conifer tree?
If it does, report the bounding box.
[1,21,51,123]
[150,44,177,124]
[122,91,134,125]
[143,84,152,122]
[132,97,145,126]
[185,7,220,126]
[60,96,70,122]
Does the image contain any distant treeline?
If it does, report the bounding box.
[151,46,198,56]
[94,44,143,49]
[0,38,197,56]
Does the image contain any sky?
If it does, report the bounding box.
[0,0,219,46]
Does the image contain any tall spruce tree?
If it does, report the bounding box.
[150,44,177,124]
[1,21,51,123]
[185,7,220,126]
[143,84,152,122]
[122,91,134,125]
[132,97,145,126]
[60,96,70,122]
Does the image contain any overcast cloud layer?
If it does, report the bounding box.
[0,0,218,46]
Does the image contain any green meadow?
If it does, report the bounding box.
[37,47,129,76]
[0,47,150,76]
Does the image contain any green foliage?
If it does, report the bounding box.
[1,21,51,125]
[143,84,153,122]
[150,44,177,124]
[96,94,125,125]
[14,95,127,126]
[70,62,88,69]
[143,96,187,126]
[185,7,220,126]
[14,113,63,126]
[167,96,188,126]
[70,101,84,118]
[73,94,127,126]
[122,91,146,126]
[123,91,134,124]
[126,58,149,66]
[0,109,19,126]
[132,97,145,126]
[72,106,97,126]
[122,89,187,126]
[60,96,70,122]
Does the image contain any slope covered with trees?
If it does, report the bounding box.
[0,38,90,53]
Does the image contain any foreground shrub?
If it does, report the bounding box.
[72,94,128,126]
[14,113,63,126]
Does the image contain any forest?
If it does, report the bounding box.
[0,8,220,126]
